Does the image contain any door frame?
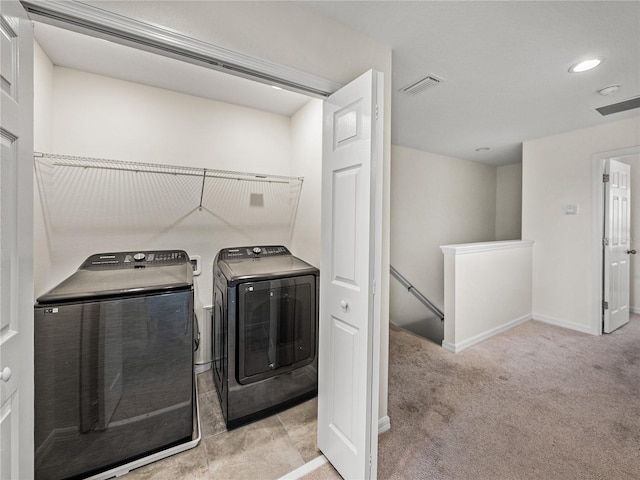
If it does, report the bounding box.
[591,145,640,335]
[21,0,342,98]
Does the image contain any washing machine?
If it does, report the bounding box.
[212,246,319,429]
[34,250,197,480]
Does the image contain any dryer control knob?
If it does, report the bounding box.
[133,253,146,262]
[252,247,262,255]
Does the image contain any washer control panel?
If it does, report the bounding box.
[219,245,290,260]
[81,250,189,269]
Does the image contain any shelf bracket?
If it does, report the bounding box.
[198,168,207,211]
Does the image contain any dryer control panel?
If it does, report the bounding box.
[80,250,189,269]
[218,245,290,260]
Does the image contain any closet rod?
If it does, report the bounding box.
[52,162,296,184]
[36,153,304,185]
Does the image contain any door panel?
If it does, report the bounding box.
[0,1,34,478]
[604,158,631,333]
[318,69,383,480]
[329,316,357,450]
[332,166,361,286]
[0,12,18,101]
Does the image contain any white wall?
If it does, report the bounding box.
[441,240,533,352]
[33,42,53,152]
[522,116,640,331]
[390,145,498,328]
[33,42,55,296]
[50,68,292,172]
[496,162,522,240]
[289,99,323,268]
[33,65,308,324]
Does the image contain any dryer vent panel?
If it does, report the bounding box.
[399,75,443,95]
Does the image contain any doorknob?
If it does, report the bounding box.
[1,367,11,382]
[628,249,637,254]
[340,300,349,309]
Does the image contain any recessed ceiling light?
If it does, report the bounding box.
[569,58,602,73]
[475,147,490,152]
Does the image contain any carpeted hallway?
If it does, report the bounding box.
[305,316,640,479]
[375,316,640,479]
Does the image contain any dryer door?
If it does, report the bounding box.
[237,275,316,385]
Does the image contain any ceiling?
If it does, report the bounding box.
[301,1,640,166]
[33,22,312,117]
[33,1,640,166]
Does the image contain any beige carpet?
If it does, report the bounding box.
[303,317,640,479]
[377,317,640,479]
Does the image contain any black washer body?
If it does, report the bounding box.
[34,250,194,480]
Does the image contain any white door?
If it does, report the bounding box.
[0,0,34,478]
[318,69,383,480]
[603,158,631,333]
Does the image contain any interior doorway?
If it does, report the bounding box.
[35,15,321,478]
[28,4,381,480]
[592,146,640,335]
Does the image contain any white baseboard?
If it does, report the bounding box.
[441,312,602,354]
[378,415,391,434]
[441,340,456,353]
[441,314,532,353]
[630,306,640,315]
[533,313,595,335]
[278,455,328,480]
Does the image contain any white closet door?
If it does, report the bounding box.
[318,69,383,480]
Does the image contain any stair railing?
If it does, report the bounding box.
[390,265,444,321]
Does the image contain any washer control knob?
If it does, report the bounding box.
[252,247,262,255]
[133,253,146,262]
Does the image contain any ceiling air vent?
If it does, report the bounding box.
[596,96,640,116]
[399,75,443,95]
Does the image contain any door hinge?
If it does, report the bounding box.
[603,174,610,183]
[373,279,376,295]
[375,105,379,120]
[602,300,609,310]
[603,237,609,246]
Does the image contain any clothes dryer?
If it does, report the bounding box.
[212,246,319,429]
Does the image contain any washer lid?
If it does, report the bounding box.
[36,250,193,304]
[218,254,318,284]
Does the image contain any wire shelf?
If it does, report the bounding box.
[34,153,304,245]
[35,152,304,185]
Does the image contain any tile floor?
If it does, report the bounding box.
[121,371,321,480]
